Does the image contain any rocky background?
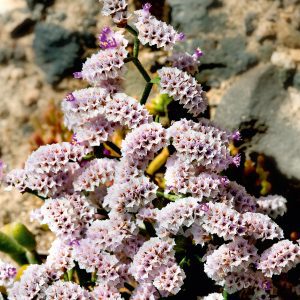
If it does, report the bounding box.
[0,0,300,255]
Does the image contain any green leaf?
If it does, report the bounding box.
[150,77,161,84]
[10,223,37,251]
[0,231,27,265]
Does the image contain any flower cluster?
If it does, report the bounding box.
[257,194,287,219]
[134,4,184,50]
[31,193,96,241]
[121,122,167,162]
[204,238,258,282]
[130,237,185,297]
[45,281,91,299]
[167,119,238,172]
[99,0,129,26]
[1,1,297,299]
[103,175,158,213]
[73,158,116,192]
[81,28,128,84]
[5,142,89,197]
[8,264,59,300]
[62,88,152,146]
[168,48,203,75]
[158,68,207,117]
[257,240,300,277]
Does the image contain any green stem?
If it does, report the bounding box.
[25,189,47,201]
[223,289,228,300]
[133,36,140,58]
[140,82,153,105]
[132,58,151,82]
[91,272,97,283]
[156,191,183,202]
[125,24,138,36]
[124,57,135,63]
[67,269,74,281]
[179,256,187,267]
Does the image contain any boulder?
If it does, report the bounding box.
[33,23,82,84]
[215,64,300,181]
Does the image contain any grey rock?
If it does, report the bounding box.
[194,35,258,83]
[169,0,257,83]
[25,0,54,11]
[169,0,225,35]
[33,23,82,84]
[293,71,300,90]
[244,12,257,36]
[215,64,300,181]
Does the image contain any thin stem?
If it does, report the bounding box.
[133,36,140,58]
[124,56,135,63]
[91,272,97,283]
[140,82,153,105]
[125,24,138,36]
[67,269,74,281]
[132,58,151,82]
[105,141,122,156]
[25,189,47,201]
[223,289,228,300]
[179,256,187,267]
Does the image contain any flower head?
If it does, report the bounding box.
[158,68,207,117]
[45,280,91,299]
[99,27,118,49]
[0,260,17,288]
[134,7,184,50]
[257,240,300,277]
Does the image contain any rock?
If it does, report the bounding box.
[293,71,300,90]
[169,0,225,35]
[255,21,277,42]
[25,0,54,11]
[244,12,257,36]
[271,51,296,70]
[195,35,258,84]
[33,23,82,84]
[10,18,36,38]
[215,64,300,181]
[5,9,35,39]
[23,88,40,106]
[277,20,300,48]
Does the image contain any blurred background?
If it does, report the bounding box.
[0,0,300,264]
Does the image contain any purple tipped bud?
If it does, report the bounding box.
[7,267,17,278]
[103,148,111,156]
[177,32,185,41]
[71,134,78,145]
[68,239,80,246]
[65,93,76,102]
[232,130,241,141]
[200,203,209,212]
[232,154,241,167]
[73,72,82,79]
[143,3,152,12]
[237,226,245,234]
[261,280,271,291]
[221,176,230,186]
[194,48,204,59]
[99,27,118,49]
